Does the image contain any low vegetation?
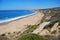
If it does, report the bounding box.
[51,30,56,34]
[18,33,48,40]
[21,25,38,35]
[8,32,10,35]
[57,18,60,22]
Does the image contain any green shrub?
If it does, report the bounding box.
[51,30,56,34]
[27,25,37,29]
[22,25,37,34]
[8,32,10,35]
[18,33,48,40]
[57,18,60,22]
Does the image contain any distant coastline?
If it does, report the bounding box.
[0,12,36,23]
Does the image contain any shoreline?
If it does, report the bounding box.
[0,12,36,23]
[0,11,44,35]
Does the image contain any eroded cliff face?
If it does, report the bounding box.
[37,7,60,22]
[32,7,60,40]
[33,7,60,35]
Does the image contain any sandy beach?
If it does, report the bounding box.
[0,12,44,35]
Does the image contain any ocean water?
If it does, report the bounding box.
[0,10,34,20]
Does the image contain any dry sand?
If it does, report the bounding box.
[0,12,44,35]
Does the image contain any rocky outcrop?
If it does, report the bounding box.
[32,22,50,34]
[51,22,59,32]
[39,29,51,36]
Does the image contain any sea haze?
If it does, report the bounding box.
[0,10,34,20]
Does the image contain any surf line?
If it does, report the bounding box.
[0,12,37,23]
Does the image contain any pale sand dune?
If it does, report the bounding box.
[0,12,44,35]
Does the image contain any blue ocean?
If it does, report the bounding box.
[0,10,34,20]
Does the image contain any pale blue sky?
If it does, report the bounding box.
[0,0,60,10]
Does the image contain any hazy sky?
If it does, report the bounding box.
[0,0,60,10]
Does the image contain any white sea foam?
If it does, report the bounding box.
[0,12,36,23]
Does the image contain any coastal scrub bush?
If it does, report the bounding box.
[8,32,10,35]
[19,25,38,37]
[51,30,56,34]
[57,18,60,22]
[18,33,48,40]
[22,25,37,34]
[26,25,37,29]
